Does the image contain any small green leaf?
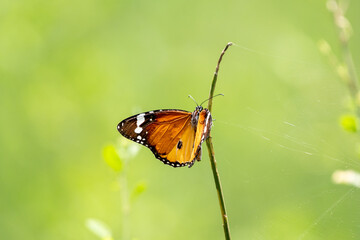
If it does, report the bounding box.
[85,218,113,240]
[340,114,358,133]
[103,145,122,172]
[336,64,350,83]
[318,39,331,56]
[131,181,147,201]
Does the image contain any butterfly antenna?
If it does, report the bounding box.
[200,93,224,106]
[188,95,199,107]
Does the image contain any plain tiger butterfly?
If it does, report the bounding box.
[117,105,212,168]
[117,42,232,168]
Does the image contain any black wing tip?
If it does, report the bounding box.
[117,120,125,134]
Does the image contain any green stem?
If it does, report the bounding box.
[330,1,360,117]
[207,43,233,113]
[206,42,233,240]
[119,164,130,240]
[342,42,360,116]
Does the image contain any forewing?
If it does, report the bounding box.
[117,109,195,167]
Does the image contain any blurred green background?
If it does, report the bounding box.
[1,0,360,239]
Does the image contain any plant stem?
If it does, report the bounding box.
[329,0,360,117]
[341,41,360,116]
[207,43,233,113]
[206,42,233,240]
[119,165,130,240]
[206,138,231,240]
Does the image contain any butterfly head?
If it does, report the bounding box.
[196,105,203,112]
[191,106,205,127]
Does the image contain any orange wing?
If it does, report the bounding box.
[165,109,212,167]
[158,118,196,167]
[118,108,212,168]
[118,110,196,167]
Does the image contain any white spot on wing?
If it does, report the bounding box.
[135,127,143,134]
[134,113,145,134]
[136,113,145,126]
[137,135,142,140]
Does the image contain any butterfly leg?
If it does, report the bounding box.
[196,147,202,162]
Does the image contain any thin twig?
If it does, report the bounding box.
[208,43,233,113]
[328,0,360,117]
[206,42,233,240]
[341,41,360,117]
[119,168,130,240]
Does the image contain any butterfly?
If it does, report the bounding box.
[117,106,212,168]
